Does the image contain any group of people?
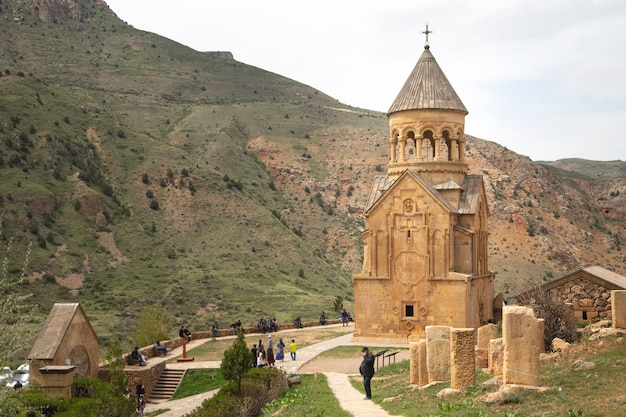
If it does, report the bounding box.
[250,335,284,367]
[256,317,279,333]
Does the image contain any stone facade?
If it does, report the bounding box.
[29,303,100,397]
[353,44,495,342]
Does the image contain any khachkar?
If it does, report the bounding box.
[353,28,495,343]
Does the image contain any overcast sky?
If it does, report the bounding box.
[104,0,626,162]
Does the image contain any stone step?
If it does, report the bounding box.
[148,368,186,403]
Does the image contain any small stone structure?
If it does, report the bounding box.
[29,303,100,397]
[515,266,626,321]
[502,306,543,386]
[612,290,626,329]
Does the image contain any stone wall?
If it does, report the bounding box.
[548,276,613,320]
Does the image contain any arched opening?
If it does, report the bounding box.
[422,130,434,159]
[406,130,416,159]
[442,130,452,160]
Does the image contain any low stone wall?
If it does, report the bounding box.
[114,319,341,397]
[100,361,166,398]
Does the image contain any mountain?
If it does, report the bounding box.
[0,0,624,349]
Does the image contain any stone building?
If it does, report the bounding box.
[28,303,100,396]
[515,266,626,321]
[352,41,495,342]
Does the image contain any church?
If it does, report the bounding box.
[352,36,495,342]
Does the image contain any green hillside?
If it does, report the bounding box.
[0,0,387,350]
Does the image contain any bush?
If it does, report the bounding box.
[186,368,287,417]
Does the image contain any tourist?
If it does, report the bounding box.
[131,347,146,366]
[257,350,267,367]
[294,316,303,328]
[267,335,275,367]
[276,338,286,361]
[319,311,327,325]
[270,317,279,332]
[179,325,191,342]
[341,309,349,326]
[211,321,220,339]
[257,339,265,354]
[289,339,297,360]
[154,340,168,356]
[250,344,258,367]
[136,394,146,417]
[359,347,375,400]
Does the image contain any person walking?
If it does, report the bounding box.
[277,338,286,361]
[289,339,297,360]
[267,335,275,367]
[359,346,375,400]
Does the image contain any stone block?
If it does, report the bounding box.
[418,339,428,386]
[477,323,498,350]
[426,326,451,382]
[502,306,542,386]
[450,328,475,390]
[488,338,503,376]
[612,290,626,329]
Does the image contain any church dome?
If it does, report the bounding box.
[387,45,467,115]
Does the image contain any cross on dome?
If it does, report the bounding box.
[422,23,433,46]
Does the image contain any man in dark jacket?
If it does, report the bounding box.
[359,346,375,399]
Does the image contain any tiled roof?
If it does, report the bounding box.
[388,46,467,115]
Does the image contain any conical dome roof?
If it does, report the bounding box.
[387,45,467,115]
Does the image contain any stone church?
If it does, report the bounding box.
[353,41,495,342]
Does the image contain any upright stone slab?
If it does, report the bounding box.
[502,306,542,386]
[426,326,451,382]
[450,328,475,389]
[409,342,420,385]
[612,290,626,329]
[418,339,428,386]
[477,323,499,350]
[488,337,504,376]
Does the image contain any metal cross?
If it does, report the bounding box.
[422,23,433,45]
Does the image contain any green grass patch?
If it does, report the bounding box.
[261,373,353,417]
[343,336,626,417]
[171,369,226,400]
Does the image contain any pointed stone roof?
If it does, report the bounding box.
[29,303,99,360]
[388,45,467,115]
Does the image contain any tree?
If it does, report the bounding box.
[135,305,172,347]
[333,295,344,315]
[220,328,252,393]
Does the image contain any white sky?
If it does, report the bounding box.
[104,0,626,161]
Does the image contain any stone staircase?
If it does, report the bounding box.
[148,368,186,403]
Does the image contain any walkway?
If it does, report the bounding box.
[144,325,405,417]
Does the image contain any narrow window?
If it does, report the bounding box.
[408,230,411,238]
[582,311,587,320]
[405,305,414,317]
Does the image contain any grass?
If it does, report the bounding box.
[260,374,353,417]
[344,336,626,417]
[170,369,225,400]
